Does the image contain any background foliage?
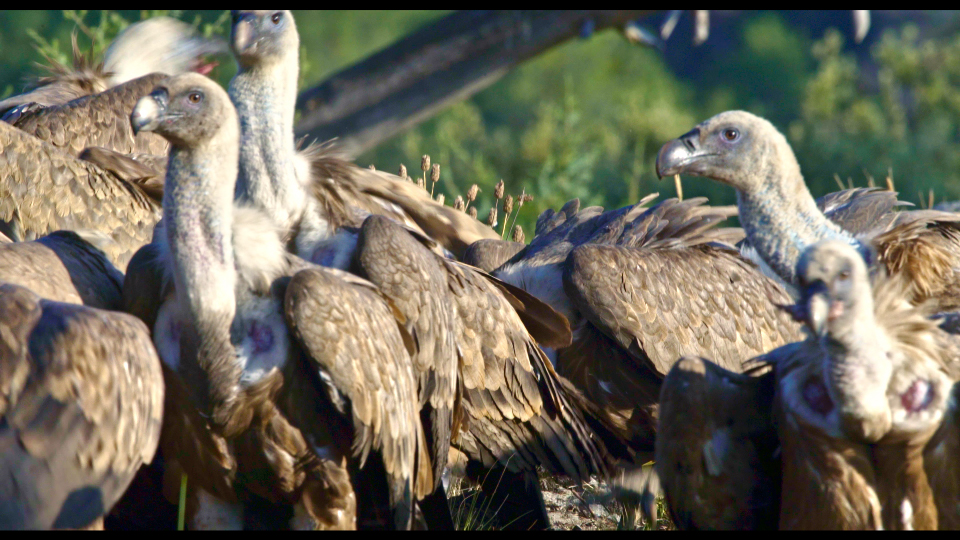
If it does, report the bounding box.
[2,10,959,235]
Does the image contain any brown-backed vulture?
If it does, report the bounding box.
[125,73,430,530]
[0,120,160,269]
[657,110,960,312]
[352,214,614,529]
[8,73,170,159]
[657,240,957,530]
[227,11,615,530]
[0,270,163,529]
[0,17,228,267]
[490,196,802,465]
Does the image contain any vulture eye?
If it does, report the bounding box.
[721,128,740,142]
[187,92,203,104]
[271,12,283,24]
[838,270,851,281]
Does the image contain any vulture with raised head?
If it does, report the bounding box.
[228,10,498,263]
[489,195,802,468]
[657,110,960,313]
[227,11,616,530]
[124,73,430,530]
[0,273,163,529]
[657,240,957,530]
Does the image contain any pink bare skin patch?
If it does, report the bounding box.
[901,379,933,414]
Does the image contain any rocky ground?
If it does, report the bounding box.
[446,471,674,531]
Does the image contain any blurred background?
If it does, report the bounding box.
[2,10,959,235]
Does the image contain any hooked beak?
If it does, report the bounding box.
[656,127,712,179]
[231,15,260,55]
[805,289,832,338]
[130,89,169,135]
[782,281,838,338]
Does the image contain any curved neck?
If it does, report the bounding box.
[737,166,858,285]
[230,54,303,231]
[164,138,240,423]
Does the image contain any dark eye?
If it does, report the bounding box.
[722,128,739,142]
[187,92,203,104]
[271,12,283,24]
[838,270,851,280]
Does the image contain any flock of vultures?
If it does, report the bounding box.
[1,10,959,531]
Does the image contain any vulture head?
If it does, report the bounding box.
[656,110,803,196]
[131,72,236,149]
[105,16,227,86]
[779,240,951,444]
[230,10,299,68]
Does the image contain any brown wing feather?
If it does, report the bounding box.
[444,260,608,480]
[11,73,169,158]
[0,232,124,310]
[284,267,432,505]
[557,324,661,454]
[563,243,801,376]
[351,215,457,490]
[655,356,781,530]
[0,284,163,530]
[458,261,572,350]
[337,164,501,258]
[816,187,906,237]
[0,121,160,270]
[462,239,526,273]
[873,211,960,312]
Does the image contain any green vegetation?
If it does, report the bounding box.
[3,11,960,235]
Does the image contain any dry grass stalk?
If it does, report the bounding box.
[468,206,478,219]
[431,163,440,197]
[421,154,431,189]
[506,188,534,239]
[399,163,407,180]
[673,174,683,201]
[486,207,498,228]
[453,195,465,212]
[465,184,480,212]
[502,194,514,238]
[436,193,445,205]
[512,224,525,243]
